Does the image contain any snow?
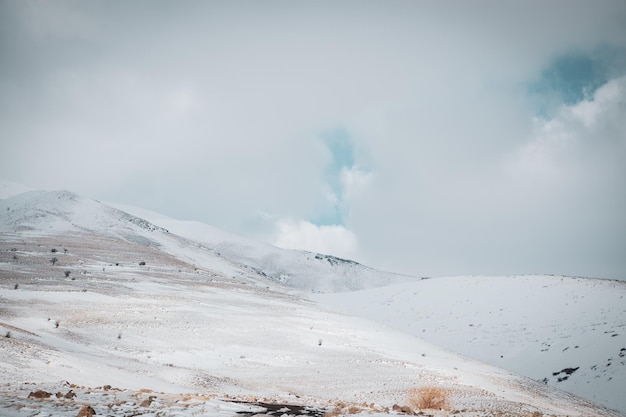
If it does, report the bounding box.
[312,275,626,413]
[0,187,624,416]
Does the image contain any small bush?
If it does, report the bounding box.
[51,248,57,253]
[51,257,58,266]
[139,261,146,266]
[407,387,449,410]
[64,270,71,278]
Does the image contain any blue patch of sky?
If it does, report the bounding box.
[529,45,626,117]
[311,128,355,226]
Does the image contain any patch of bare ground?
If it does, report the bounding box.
[0,381,618,417]
[0,232,235,295]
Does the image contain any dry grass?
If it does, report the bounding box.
[407,387,450,410]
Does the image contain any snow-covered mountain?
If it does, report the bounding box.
[0,188,623,416]
[1,188,412,293]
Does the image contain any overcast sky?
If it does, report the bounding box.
[1,1,625,279]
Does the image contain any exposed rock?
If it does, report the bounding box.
[65,390,77,399]
[28,390,52,399]
[76,405,96,417]
[140,395,156,407]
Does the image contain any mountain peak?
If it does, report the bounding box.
[0,189,167,238]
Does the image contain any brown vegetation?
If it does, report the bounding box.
[407,387,449,410]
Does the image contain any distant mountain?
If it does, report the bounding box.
[314,275,626,414]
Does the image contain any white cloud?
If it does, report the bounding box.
[1,1,626,279]
[510,75,626,184]
[272,219,358,260]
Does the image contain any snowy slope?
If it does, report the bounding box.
[108,202,415,293]
[0,189,620,416]
[313,275,626,414]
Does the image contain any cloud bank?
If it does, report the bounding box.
[1,1,625,279]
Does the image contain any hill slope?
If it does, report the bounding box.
[313,275,626,413]
[0,190,621,416]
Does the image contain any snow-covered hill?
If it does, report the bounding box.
[313,276,626,414]
[0,188,623,416]
[1,189,412,293]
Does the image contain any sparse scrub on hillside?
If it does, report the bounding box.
[64,270,71,278]
[407,387,449,410]
[50,257,58,266]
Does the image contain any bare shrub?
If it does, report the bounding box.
[64,270,71,278]
[407,387,449,410]
[51,257,58,266]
